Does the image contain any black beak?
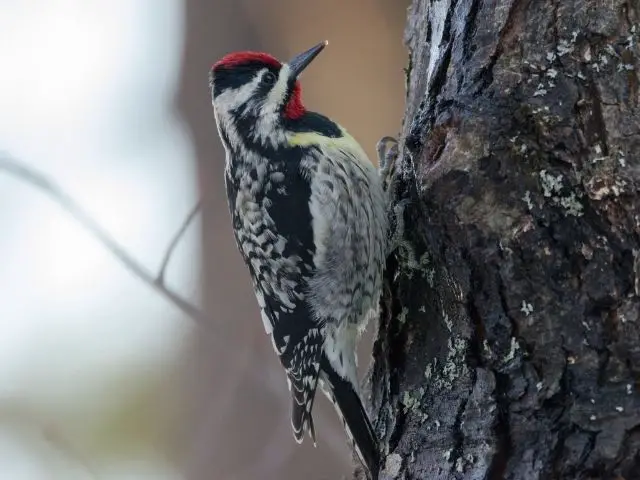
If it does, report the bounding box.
[288,41,328,79]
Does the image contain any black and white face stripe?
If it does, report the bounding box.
[210,60,279,97]
[262,64,291,115]
[211,62,295,151]
[211,63,292,118]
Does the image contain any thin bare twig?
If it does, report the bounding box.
[0,153,206,325]
[42,423,99,479]
[156,200,201,286]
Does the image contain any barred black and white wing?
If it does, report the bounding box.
[225,150,323,443]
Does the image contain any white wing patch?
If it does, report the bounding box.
[260,307,273,334]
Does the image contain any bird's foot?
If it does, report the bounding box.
[376,136,399,191]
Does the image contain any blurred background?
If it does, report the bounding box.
[0,1,408,478]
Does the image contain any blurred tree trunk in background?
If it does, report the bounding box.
[371,0,640,478]
[176,1,407,479]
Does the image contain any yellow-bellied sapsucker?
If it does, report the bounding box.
[209,41,401,479]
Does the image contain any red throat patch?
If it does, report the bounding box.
[213,51,281,70]
[284,81,305,120]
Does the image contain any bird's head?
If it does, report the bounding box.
[209,41,327,146]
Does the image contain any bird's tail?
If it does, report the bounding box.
[320,354,380,479]
[290,373,319,445]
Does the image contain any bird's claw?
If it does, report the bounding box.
[376,136,400,190]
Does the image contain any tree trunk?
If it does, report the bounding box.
[370,0,640,478]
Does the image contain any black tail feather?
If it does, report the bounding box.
[290,375,319,445]
[320,355,380,479]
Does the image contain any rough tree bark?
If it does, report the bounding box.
[369,0,640,479]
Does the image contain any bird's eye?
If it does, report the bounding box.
[262,72,277,85]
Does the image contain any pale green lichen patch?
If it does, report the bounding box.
[502,337,521,364]
[559,192,584,216]
[400,388,429,423]
[401,390,420,412]
[443,338,466,376]
[538,170,584,217]
[539,170,563,197]
[383,453,403,478]
[509,135,530,158]
[522,190,534,210]
[425,362,433,380]
[443,449,452,461]
[397,307,409,325]
[455,454,477,473]
[533,83,548,96]
[557,33,578,57]
[422,334,469,391]
[520,300,534,316]
[440,337,468,389]
[443,313,453,332]
[483,339,494,360]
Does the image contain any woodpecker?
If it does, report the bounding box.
[209,41,399,479]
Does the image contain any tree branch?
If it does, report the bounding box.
[156,200,201,287]
[0,153,207,326]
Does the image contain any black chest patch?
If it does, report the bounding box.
[285,111,342,138]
